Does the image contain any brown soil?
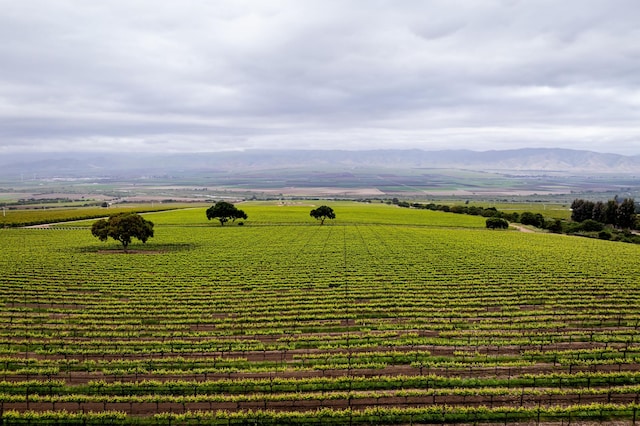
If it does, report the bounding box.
[96,249,167,254]
[10,391,640,416]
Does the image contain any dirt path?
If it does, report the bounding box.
[510,224,535,233]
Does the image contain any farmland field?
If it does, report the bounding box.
[2,202,640,424]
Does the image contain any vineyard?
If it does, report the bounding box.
[2,202,640,424]
[0,204,202,228]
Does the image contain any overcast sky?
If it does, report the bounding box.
[1,1,640,155]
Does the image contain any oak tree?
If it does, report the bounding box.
[206,201,247,226]
[91,212,154,252]
[310,205,336,225]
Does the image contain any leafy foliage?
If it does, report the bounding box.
[91,212,154,251]
[310,205,336,225]
[579,219,604,232]
[206,201,247,226]
[617,198,637,229]
[571,197,637,229]
[520,211,545,228]
[485,217,509,229]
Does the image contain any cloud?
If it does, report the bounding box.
[1,0,639,154]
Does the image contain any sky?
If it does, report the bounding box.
[1,0,640,155]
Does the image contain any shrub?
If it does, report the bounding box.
[580,219,604,232]
[545,219,564,233]
[520,212,544,228]
[486,217,509,229]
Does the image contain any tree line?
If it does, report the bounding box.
[397,198,639,243]
[400,201,520,221]
[570,197,637,229]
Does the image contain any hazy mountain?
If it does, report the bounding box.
[1,148,639,179]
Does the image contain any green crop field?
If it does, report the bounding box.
[0,204,205,228]
[2,202,640,425]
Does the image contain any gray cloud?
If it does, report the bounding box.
[1,0,639,154]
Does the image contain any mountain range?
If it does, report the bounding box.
[1,148,639,179]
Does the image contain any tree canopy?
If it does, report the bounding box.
[519,211,545,228]
[91,212,154,251]
[571,197,637,229]
[310,205,336,225]
[485,217,509,229]
[206,201,247,226]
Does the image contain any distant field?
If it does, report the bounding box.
[0,199,573,228]
[154,201,488,227]
[4,162,639,204]
[0,203,207,227]
[2,203,640,424]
